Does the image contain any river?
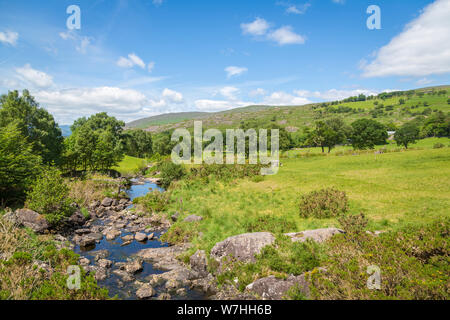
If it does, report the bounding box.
[74,180,205,300]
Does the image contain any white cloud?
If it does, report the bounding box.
[59,31,92,54]
[162,88,184,103]
[147,61,155,72]
[225,66,248,78]
[295,88,381,101]
[268,26,305,45]
[219,86,240,100]
[153,0,164,6]
[277,3,311,15]
[416,78,433,86]
[263,91,311,106]
[332,0,345,4]
[194,99,252,111]
[117,53,147,69]
[34,87,147,113]
[363,0,450,78]
[0,30,19,46]
[15,64,54,89]
[241,18,270,36]
[249,88,266,96]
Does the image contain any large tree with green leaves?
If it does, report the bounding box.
[395,122,420,149]
[350,118,388,150]
[0,122,42,204]
[307,118,350,153]
[123,129,153,158]
[63,113,125,172]
[0,90,63,164]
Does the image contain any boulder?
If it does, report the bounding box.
[123,259,144,274]
[121,234,134,242]
[15,209,49,234]
[98,259,113,269]
[79,237,96,248]
[183,215,203,223]
[75,228,91,235]
[210,232,275,264]
[246,274,309,300]
[136,284,155,300]
[69,210,87,226]
[284,228,344,243]
[89,200,100,210]
[105,229,121,241]
[89,250,110,261]
[101,197,114,207]
[135,232,147,242]
[190,250,208,277]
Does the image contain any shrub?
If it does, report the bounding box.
[338,212,369,239]
[26,167,75,226]
[309,219,449,300]
[299,188,348,218]
[242,215,297,234]
[159,162,186,189]
[133,190,171,213]
[433,143,445,149]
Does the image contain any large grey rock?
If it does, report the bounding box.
[284,228,344,243]
[136,284,155,299]
[123,259,143,274]
[190,250,208,277]
[184,215,203,223]
[101,197,114,207]
[15,209,49,233]
[210,232,275,264]
[135,232,147,242]
[246,275,309,300]
[105,229,121,241]
[69,210,87,226]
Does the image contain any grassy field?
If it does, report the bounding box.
[164,140,450,254]
[113,155,147,176]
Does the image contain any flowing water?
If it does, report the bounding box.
[74,181,205,300]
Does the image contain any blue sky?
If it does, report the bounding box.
[1,0,449,124]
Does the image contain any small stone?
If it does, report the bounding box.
[183,215,203,223]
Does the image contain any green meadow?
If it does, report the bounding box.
[162,139,450,253]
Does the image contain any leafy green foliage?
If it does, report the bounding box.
[0,90,63,165]
[299,188,348,218]
[307,118,350,153]
[26,167,75,226]
[123,129,153,158]
[309,219,449,300]
[0,122,42,204]
[62,112,125,172]
[133,190,171,213]
[350,118,388,150]
[395,122,420,149]
[159,161,186,188]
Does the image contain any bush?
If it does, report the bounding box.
[242,215,297,234]
[299,188,348,218]
[433,143,445,149]
[26,167,75,226]
[309,219,449,300]
[338,212,369,238]
[133,190,171,213]
[159,161,186,189]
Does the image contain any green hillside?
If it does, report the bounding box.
[126,112,210,129]
[127,86,450,134]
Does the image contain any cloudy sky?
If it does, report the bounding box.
[0,0,449,124]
